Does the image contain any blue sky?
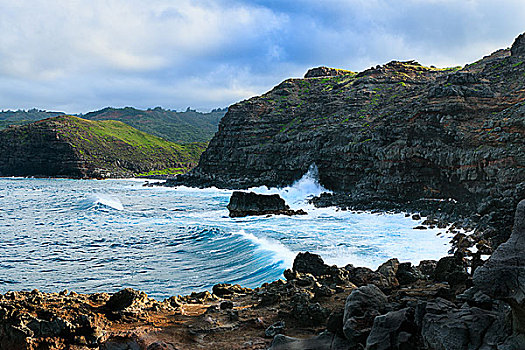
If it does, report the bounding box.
[0,0,523,113]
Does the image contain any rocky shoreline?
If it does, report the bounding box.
[1,201,523,349]
[167,33,525,252]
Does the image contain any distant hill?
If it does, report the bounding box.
[0,109,65,129]
[0,115,206,178]
[0,106,227,143]
[82,107,225,143]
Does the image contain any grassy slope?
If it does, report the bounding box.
[0,107,226,143]
[82,107,225,143]
[48,116,206,176]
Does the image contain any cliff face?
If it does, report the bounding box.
[174,34,525,236]
[0,116,206,178]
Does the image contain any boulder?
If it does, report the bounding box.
[212,283,251,298]
[292,252,329,277]
[418,260,437,278]
[105,288,149,311]
[396,262,424,285]
[432,255,468,289]
[365,308,417,350]
[226,191,307,217]
[419,299,509,350]
[473,199,525,333]
[343,285,389,345]
[376,258,399,288]
[265,320,285,338]
[289,292,330,326]
[346,265,391,290]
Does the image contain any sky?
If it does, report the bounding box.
[0,0,524,113]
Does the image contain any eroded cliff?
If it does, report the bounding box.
[172,34,525,241]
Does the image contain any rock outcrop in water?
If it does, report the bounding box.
[227,191,307,217]
[0,115,205,178]
[169,33,525,245]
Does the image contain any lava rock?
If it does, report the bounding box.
[396,262,424,285]
[511,33,525,57]
[377,258,400,288]
[212,283,251,298]
[290,292,331,326]
[433,255,468,289]
[227,191,307,217]
[304,66,350,78]
[105,288,148,311]
[419,299,508,350]
[365,308,417,350]
[473,199,525,333]
[269,331,351,350]
[265,320,285,338]
[418,260,437,278]
[292,252,329,277]
[220,301,234,310]
[343,285,389,346]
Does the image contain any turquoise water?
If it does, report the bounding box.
[0,173,451,299]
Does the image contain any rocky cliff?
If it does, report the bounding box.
[172,33,525,242]
[0,116,206,178]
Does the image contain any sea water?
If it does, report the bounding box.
[0,170,451,299]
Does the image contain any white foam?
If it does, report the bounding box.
[85,194,124,211]
[234,229,295,267]
[249,164,330,208]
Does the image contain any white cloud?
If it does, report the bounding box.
[0,0,523,112]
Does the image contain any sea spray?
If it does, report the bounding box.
[250,164,330,208]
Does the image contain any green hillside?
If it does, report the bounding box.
[82,106,225,143]
[0,106,226,143]
[0,115,207,178]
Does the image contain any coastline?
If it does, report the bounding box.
[1,181,522,348]
[1,197,523,350]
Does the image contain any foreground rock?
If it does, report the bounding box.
[227,191,306,217]
[473,199,525,346]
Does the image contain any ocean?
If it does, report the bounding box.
[0,169,451,300]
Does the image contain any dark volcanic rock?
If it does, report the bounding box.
[292,251,329,277]
[269,331,351,350]
[433,255,468,290]
[212,283,252,298]
[304,66,353,78]
[511,33,525,57]
[396,262,424,285]
[227,191,306,217]
[105,288,148,311]
[419,299,509,350]
[343,285,388,345]
[473,199,525,334]
[170,33,525,245]
[366,308,417,350]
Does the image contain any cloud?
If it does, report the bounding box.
[0,0,523,113]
